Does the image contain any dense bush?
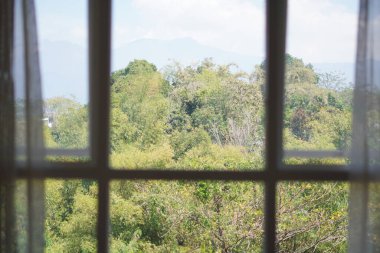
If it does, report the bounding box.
[43,56,351,252]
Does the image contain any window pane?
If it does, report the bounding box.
[6,180,46,251]
[283,0,358,165]
[35,1,90,156]
[110,0,265,170]
[368,183,380,248]
[45,180,97,252]
[14,180,28,251]
[277,182,348,252]
[110,180,263,252]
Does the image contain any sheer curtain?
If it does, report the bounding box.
[0,0,16,251]
[0,0,45,252]
[349,0,380,252]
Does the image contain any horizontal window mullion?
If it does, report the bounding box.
[15,168,350,181]
[14,163,351,173]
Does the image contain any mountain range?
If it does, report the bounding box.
[39,38,354,103]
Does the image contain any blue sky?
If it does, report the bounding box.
[35,0,359,102]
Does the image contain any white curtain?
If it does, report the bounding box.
[349,0,380,252]
[1,0,45,252]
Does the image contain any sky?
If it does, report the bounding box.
[36,0,358,62]
[35,0,359,102]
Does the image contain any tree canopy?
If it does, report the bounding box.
[42,56,351,252]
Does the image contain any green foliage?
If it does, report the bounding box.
[285,54,318,84]
[167,59,264,152]
[111,61,169,150]
[44,56,352,252]
[124,59,157,76]
[111,144,174,169]
[110,108,137,151]
[45,181,97,253]
[45,97,88,148]
[282,58,352,151]
[277,182,348,252]
[110,191,143,244]
[170,128,211,160]
[179,144,262,170]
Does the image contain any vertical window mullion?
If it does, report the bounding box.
[89,0,112,252]
[89,1,111,167]
[264,0,287,252]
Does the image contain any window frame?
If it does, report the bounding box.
[15,0,351,252]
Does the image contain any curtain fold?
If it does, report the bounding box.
[0,0,16,252]
[1,0,45,252]
[349,0,380,252]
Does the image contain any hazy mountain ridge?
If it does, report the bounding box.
[40,38,354,103]
[112,38,263,72]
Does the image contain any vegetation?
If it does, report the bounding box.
[43,55,351,252]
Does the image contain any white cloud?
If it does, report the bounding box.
[38,14,87,46]
[287,0,358,63]
[38,0,359,63]
[128,0,265,57]
[116,0,358,63]
[36,0,88,47]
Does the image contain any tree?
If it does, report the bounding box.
[45,97,88,148]
[44,56,350,252]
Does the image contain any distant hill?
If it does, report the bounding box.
[39,38,354,103]
[39,40,88,103]
[112,38,262,73]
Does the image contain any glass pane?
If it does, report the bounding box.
[14,180,28,251]
[45,180,97,252]
[5,180,45,251]
[368,183,380,249]
[110,0,265,170]
[110,181,263,252]
[283,0,359,165]
[277,182,348,252]
[35,1,90,155]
